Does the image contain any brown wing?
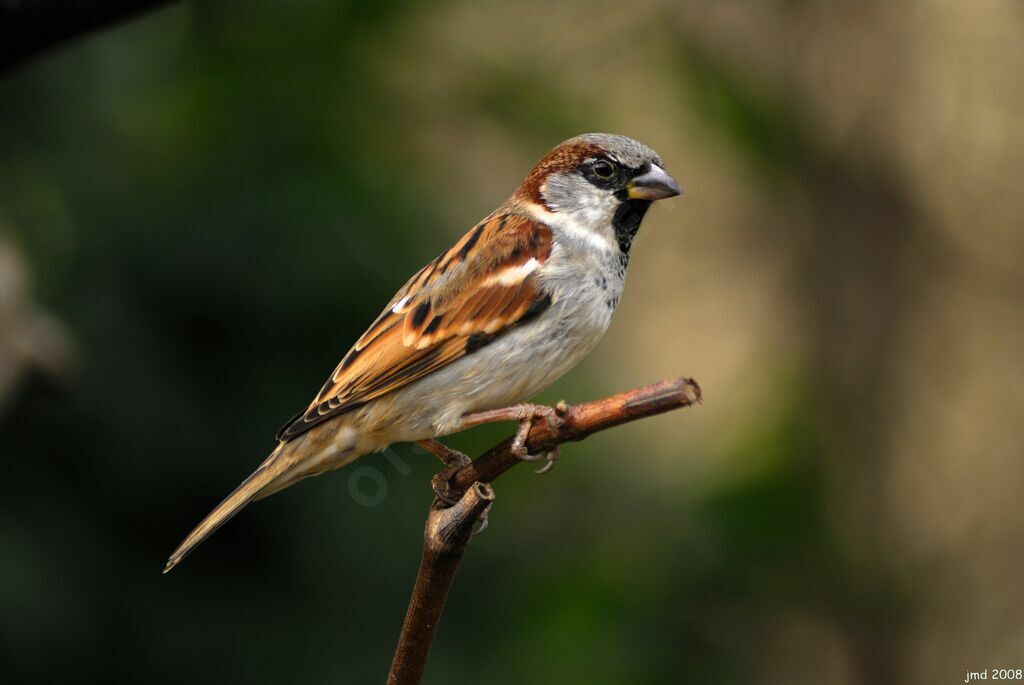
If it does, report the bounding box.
[276,211,554,441]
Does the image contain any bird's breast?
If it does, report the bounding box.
[540,240,627,324]
[351,244,627,446]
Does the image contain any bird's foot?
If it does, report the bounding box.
[510,402,567,474]
[516,443,560,474]
[416,439,471,506]
[462,401,568,475]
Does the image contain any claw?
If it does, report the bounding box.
[474,502,492,535]
[533,446,559,475]
[509,404,564,459]
[431,469,462,506]
[504,406,563,474]
[458,402,566,476]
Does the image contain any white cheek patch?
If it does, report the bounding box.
[560,217,616,252]
[527,202,616,253]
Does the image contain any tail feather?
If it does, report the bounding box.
[164,447,293,574]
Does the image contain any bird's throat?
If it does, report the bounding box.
[611,199,652,255]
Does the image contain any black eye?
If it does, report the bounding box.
[592,159,616,179]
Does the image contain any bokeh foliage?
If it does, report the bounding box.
[2,2,1022,684]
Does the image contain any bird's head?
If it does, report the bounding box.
[516,133,681,253]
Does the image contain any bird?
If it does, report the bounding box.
[164,133,681,573]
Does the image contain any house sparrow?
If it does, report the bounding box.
[164,133,681,572]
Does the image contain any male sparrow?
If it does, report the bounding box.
[165,133,681,572]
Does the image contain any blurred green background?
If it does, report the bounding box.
[2,1,1023,683]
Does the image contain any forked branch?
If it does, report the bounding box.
[387,377,702,685]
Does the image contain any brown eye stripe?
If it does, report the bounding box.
[516,140,604,205]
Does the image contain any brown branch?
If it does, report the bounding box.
[386,377,702,685]
[452,377,702,490]
[387,482,494,685]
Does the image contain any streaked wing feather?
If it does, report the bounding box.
[277,212,554,441]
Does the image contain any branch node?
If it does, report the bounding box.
[426,482,494,557]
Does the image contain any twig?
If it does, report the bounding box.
[386,483,494,685]
[451,377,701,490]
[386,377,701,685]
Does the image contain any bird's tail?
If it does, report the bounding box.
[164,444,298,574]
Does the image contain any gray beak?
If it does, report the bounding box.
[626,164,682,201]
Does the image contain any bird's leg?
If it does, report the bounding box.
[416,439,471,506]
[417,438,471,468]
[459,401,568,474]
